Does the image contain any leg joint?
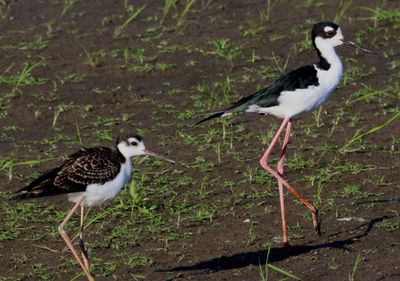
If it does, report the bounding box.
[58,225,66,235]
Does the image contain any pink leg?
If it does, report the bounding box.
[276,119,292,247]
[80,205,90,271]
[58,196,95,281]
[260,117,320,247]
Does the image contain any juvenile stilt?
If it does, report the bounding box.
[13,134,175,280]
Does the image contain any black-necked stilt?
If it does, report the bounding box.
[13,134,174,280]
[196,22,376,247]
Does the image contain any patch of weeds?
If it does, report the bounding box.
[113,4,146,39]
[175,0,197,31]
[61,73,86,83]
[259,0,279,22]
[91,115,120,128]
[292,29,311,54]
[333,184,374,199]
[363,5,400,29]
[345,83,389,105]
[0,157,55,180]
[269,33,286,42]
[328,257,340,271]
[259,243,301,281]
[0,61,47,92]
[91,257,118,277]
[35,133,72,149]
[287,222,305,240]
[161,231,193,250]
[52,103,76,127]
[208,38,242,65]
[160,0,178,24]
[334,0,353,23]
[342,58,376,85]
[242,167,275,185]
[122,47,175,72]
[241,25,265,39]
[191,204,215,222]
[60,0,78,19]
[0,220,25,241]
[193,76,238,110]
[104,222,140,250]
[81,46,107,67]
[115,252,153,268]
[299,0,325,9]
[0,0,10,20]
[29,263,54,280]
[187,156,216,172]
[376,218,400,232]
[19,35,49,50]
[341,112,400,153]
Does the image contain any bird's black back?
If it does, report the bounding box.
[196,64,319,124]
[226,64,319,113]
[13,147,126,200]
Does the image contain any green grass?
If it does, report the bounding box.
[175,0,197,30]
[259,244,301,281]
[0,61,46,93]
[113,5,146,39]
[341,112,400,153]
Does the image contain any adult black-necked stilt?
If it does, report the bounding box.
[196,22,376,247]
[13,134,174,280]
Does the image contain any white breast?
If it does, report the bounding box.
[68,161,132,207]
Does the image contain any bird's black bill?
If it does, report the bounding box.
[144,149,176,164]
[342,40,377,55]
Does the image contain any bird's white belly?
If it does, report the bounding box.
[68,162,132,207]
[250,63,342,118]
[278,84,335,117]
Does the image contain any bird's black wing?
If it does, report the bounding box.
[13,147,124,199]
[196,65,318,124]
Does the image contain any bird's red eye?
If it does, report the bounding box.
[326,30,336,38]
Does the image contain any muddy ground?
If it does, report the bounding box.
[0,0,399,280]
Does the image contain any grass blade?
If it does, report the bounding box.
[114,5,146,39]
[341,112,400,153]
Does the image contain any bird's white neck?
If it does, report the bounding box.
[314,37,343,71]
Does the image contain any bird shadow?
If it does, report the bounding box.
[355,198,400,205]
[158,215,389,274]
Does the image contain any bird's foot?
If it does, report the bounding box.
[312,210,321,237]
[283,241,292,249]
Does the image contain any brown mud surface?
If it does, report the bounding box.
[0,0,399,280]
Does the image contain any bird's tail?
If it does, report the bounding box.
[10,168,60,200]
[194,111,225,125]
[10,192,31,200]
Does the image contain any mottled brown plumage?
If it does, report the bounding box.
[14,147,125,199]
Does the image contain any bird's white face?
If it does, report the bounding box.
[117,135,175,163]
[117,137,146,158]
[324,26,344,47]
[315,26,344,50]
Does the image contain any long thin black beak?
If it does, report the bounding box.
[143,149,176,164]
[342,40,377,55]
